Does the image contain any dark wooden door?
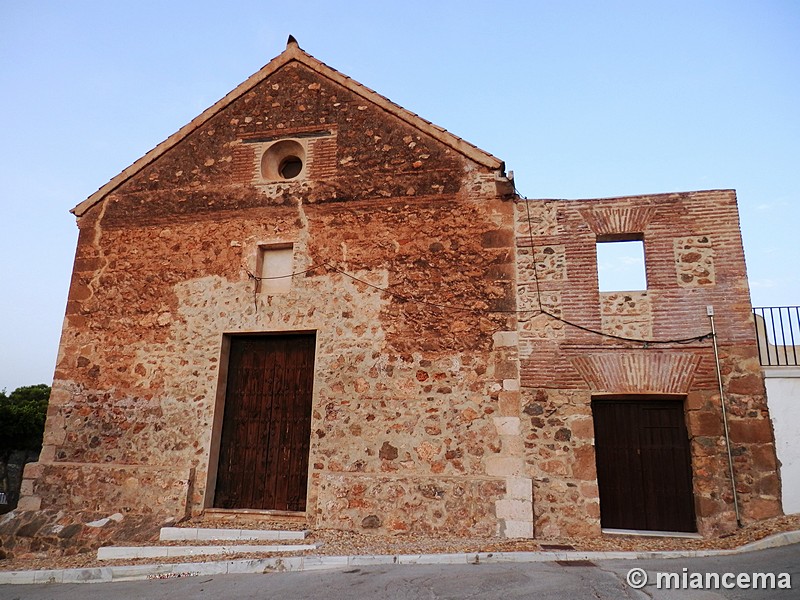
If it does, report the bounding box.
[592,397,696,532]
[214,334,315,511]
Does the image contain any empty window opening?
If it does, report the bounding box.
[257,244,294,294]
[596,236,647,292]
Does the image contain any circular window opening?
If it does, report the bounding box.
[261,139,306,181]
[279,156,303,179]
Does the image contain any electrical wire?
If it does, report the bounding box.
[246,265,322,281]
[321,262,711,345]
[241,219,713,346]
[512,187,711,344]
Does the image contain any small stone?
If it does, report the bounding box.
[523,403,544,416]
[682,251,702,263]
[460,408,479,422]
[379,442,398,461]
[361,515,381,528]
[418,484,444,499]
[554,427,572,442]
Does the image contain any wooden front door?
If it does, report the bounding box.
[592,397,696,532]
[214,333,315,511]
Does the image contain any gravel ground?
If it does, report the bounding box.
[2,514,799,573]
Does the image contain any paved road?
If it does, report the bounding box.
[1,544,798,600]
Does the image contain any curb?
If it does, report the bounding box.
[2,530,799,585]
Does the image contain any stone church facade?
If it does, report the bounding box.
[21,40,781,539]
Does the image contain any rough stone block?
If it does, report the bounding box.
[493,417,520,436]
[504,520,534,539]
[16,495,41,511]
[750,443,778,471]
[570,417,594,440]
[38,445,56,462]
[742,497,782,521]
[35,463,191,518]
[726,374,764,395]
[485,456,524,477]
[21,462,44,480]
[729,419,773,444]
[19,479,34,496]
[492,331,518,348]
[495,498,533,521]
[687,410,723,437]
[686,391,708,411]
[571,445,597,480]
[497,391,520,416]
[494,360,519,379]
[500,435,524,455]
[506,477,533,501]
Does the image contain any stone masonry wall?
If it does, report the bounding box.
[24,49,780,543]
[514,191,781,538]
[25,57,526,538]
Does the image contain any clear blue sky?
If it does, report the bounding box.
[1,1,798,392]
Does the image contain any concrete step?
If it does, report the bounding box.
[160,526,310,542]
[97,542,320,561]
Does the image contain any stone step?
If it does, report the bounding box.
[160,526,310,542]
[97,542,320,561]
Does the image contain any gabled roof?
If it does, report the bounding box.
[72,37,505,217]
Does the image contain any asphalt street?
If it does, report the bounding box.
[1,543,798,600]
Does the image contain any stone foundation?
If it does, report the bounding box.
[0,510,165,560]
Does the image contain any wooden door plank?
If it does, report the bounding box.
[593,397,696,532]
[214,334,315,511]
[593,401,645,530]
[640,402,696,532]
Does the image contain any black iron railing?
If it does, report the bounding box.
[753,306,800,367]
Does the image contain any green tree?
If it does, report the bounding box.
[0,384,50,454]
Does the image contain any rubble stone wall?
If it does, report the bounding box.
[24,59,523,538]
[515,191,781,538]
[23,54,781,542]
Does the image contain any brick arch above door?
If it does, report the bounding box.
[570,351,703,395]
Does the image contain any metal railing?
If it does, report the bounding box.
[753,306,800,367]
